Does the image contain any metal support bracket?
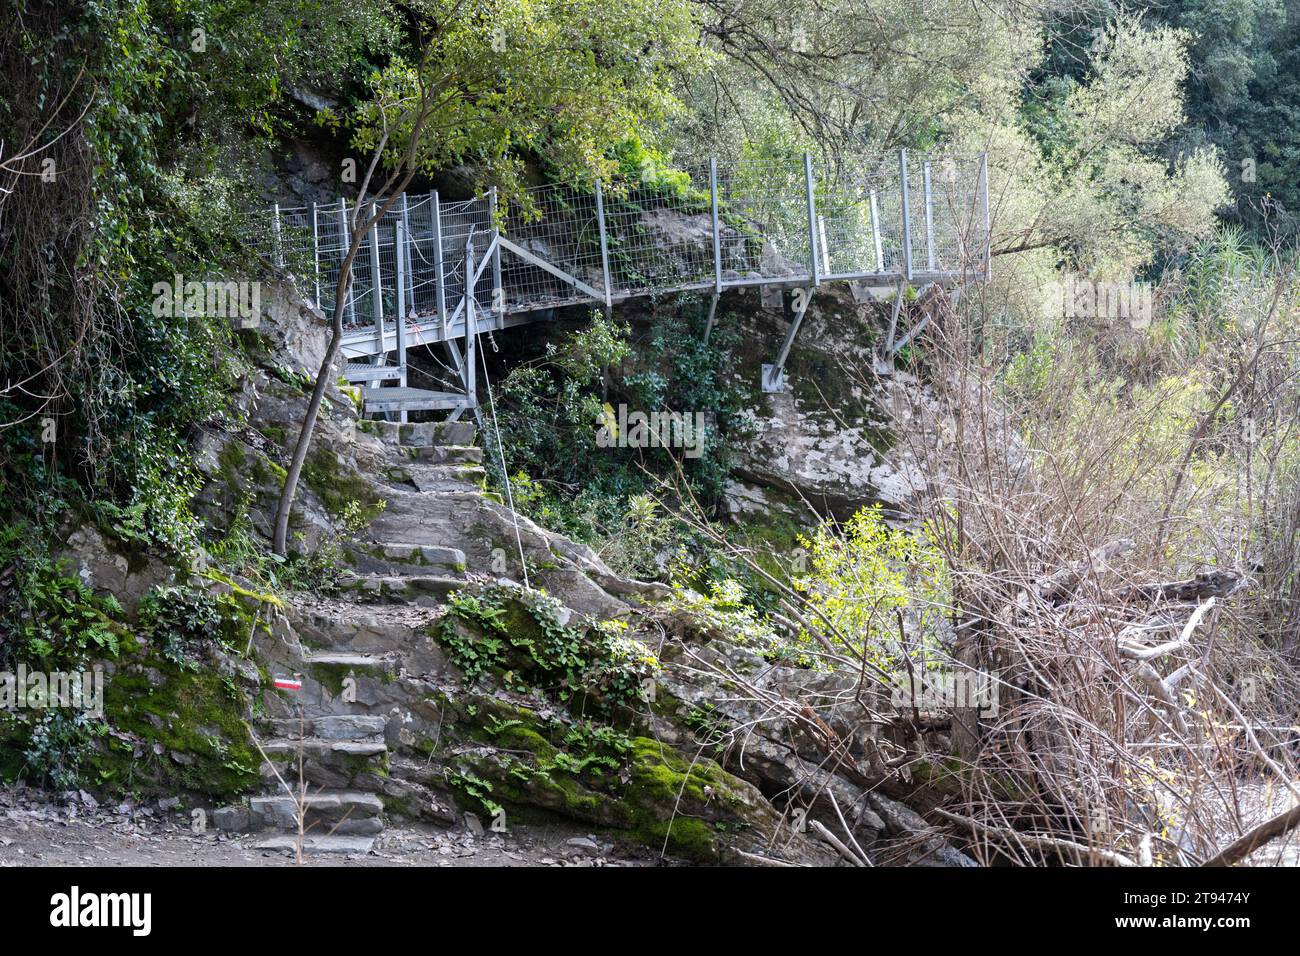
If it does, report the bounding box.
[889,282,936,356]
[762,286,814,393]
[884,279,906,353]
[496,235,604,302]
[703,292,720,342]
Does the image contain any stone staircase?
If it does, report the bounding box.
[218,419,483,856]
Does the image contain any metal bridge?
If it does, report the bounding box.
[254,150,990,418]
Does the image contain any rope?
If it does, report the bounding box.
[466,240,531,591]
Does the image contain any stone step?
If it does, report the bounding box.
[405,444,483,465]
[260,737,389,759]
[300,651,395,669]
[253,834,377,856]
[336,573,463,606]
[345,542,467,575]
[398,420,476,448]
[266,714,388,742]
[249,790,384,836]
[382,462,486,493]
[285,602,441,661]
[258,735,390,790]
[289,651,398,696]
[361,418,475,448]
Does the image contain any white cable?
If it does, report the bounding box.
[470,277,531,590]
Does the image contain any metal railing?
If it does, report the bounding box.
[247,150,990,386]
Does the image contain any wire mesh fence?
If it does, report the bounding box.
[500,182,604,310]
[244,151,989,353]
[601,166,715,293]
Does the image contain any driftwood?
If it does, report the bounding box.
[1034,539,1135,606]
[1120,570,1245,605]
[1202,803,1300,867]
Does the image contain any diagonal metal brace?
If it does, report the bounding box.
[762,286,814,393]
[496,235,605,302]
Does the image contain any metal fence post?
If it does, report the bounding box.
[804,151,820,286]
[339,197,356,328]
[463,236,477,404]
[899,149,913,281]
[593,178,613,309]
[272,203,284,268]
[923,160,935,272]
[710,157,722,294]
[869,189,884,273]
[818,215,831,276]
[310,202,321,308]
[368,201,384,357]
[489,186,506,320]
[395,220,408,422]
[432,191,447,338]
[400,193,413,313]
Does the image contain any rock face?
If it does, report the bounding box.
[600,279,944,526]
[58,526,177,615]
[721,284,945,521]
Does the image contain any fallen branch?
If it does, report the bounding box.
[1120,571,1243,605]
[733,849,802,867]
[932,806,1136,867]
[1118,597,1216,661]
[1202,803,1300,867]
[810,819,868,866]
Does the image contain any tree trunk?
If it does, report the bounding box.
[272,291,347,555]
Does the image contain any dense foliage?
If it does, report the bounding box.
[487,308,748,579]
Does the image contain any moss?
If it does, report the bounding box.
[626,736,737,805]
[630,814,716,860]
[216,441,247,488]
[617,736,763,862]
[246,451,287,485]
[383,792,416,819]
[95,655,260,797]
[434,678,763,863]
[200,569,284,614]
[259,424,287,446]
[734,509,807,589]
[300,447,385,525]
[214,437,289,497]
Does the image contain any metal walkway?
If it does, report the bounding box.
[253,150,990,416]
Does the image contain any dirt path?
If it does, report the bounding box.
[0,786,673,868]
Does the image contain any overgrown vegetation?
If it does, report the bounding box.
[0,531,262,793]
[6,0,1300,867]
[487,309,748,580]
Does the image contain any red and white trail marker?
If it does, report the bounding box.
[274,676,303,691]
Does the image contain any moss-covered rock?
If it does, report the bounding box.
[94,650,261,797]
[422,609,820,865]
[301,447,386,527]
